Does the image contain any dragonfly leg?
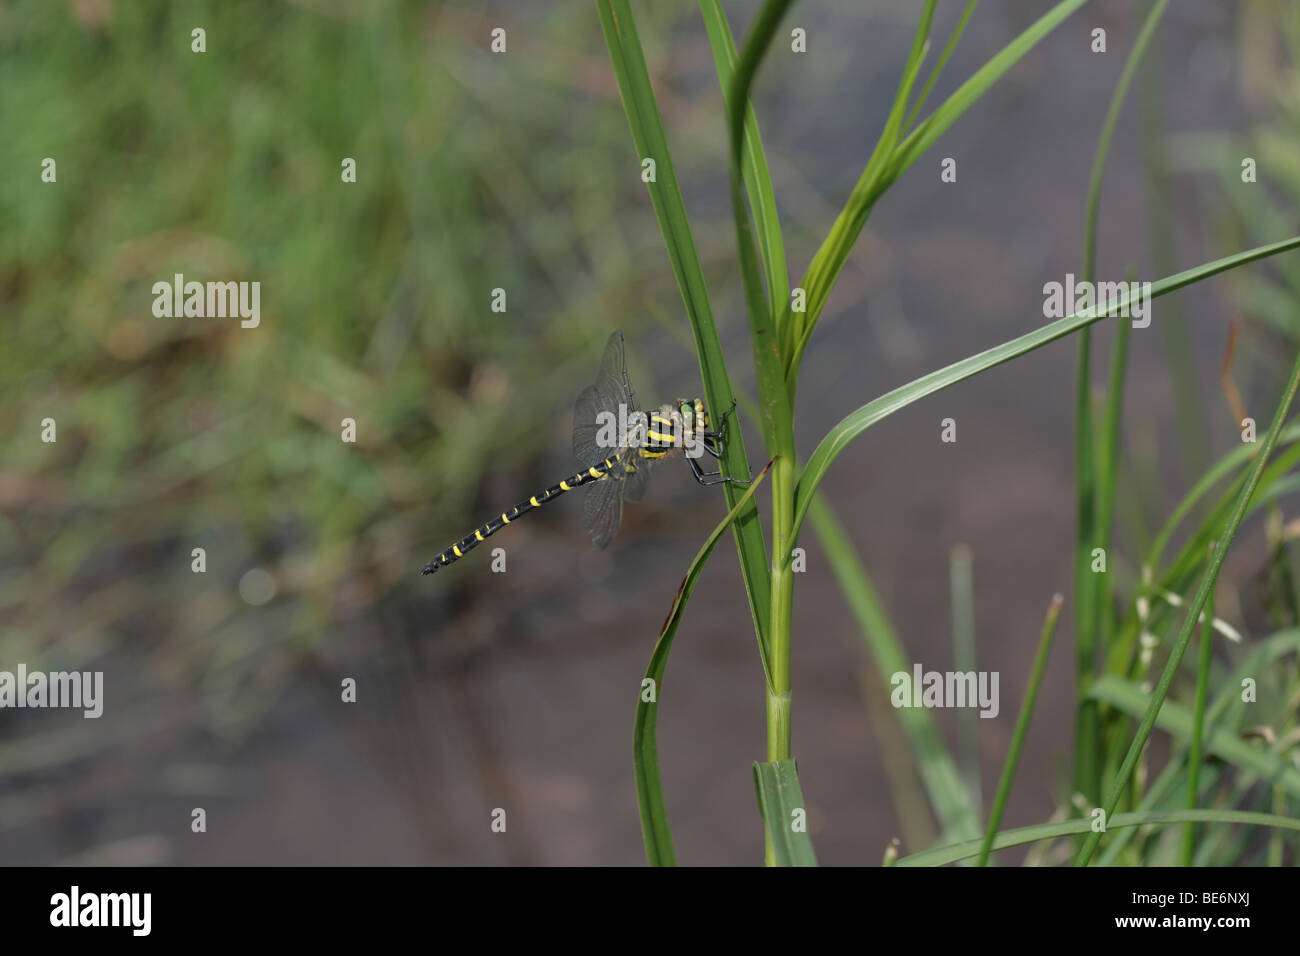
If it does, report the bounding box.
[688,448,750,486]
[696,399,751,482]
[702,399,739,446]
[701,438,725,460]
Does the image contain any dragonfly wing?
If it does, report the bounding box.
[572,383,608,465]
[582,474,624,550]
[595,331,632,412]
[619,450,653,504]
[574,332,648,546]
[573,332,631,463]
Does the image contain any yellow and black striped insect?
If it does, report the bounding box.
[421,331,747,575]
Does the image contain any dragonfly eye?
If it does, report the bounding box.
[680,403,693,425]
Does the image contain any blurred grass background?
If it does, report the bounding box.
[0,0,1295,864]
[0,0,694,856]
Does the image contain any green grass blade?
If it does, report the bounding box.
[1143,422,1300,581]
[888,0,1087,187]
[786,1,936,383]
[1072,319,1099,800]
[753,757,819,866]
[1075,284,1133,799]
[723,0,795,451]
[1097,287,1133,640]
[790,236,1300,552]
[698,0,789,325]
[902,1,979,132]
[1074,0,1170,808]
[633,459,775,866]
[892,1,938,141]
[1182,590,1214,865]
[809,494,980,842]
[787,1,1083,390]
[1074,346,1300,866]
[976,594,1063,866]
[896,810,1300,867]
[1082,2,1170,286]
[1086,675,1300,801]
[949,544,982,819]
[597,0,773,676]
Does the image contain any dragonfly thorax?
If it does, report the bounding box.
[638,399,709,457]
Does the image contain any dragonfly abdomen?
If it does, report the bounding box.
[420,454,621,574]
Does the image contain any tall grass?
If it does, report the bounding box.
[598,0,1300,865]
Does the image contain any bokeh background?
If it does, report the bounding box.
[1,0,1297,864]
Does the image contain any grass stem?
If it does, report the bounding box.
[977,594,1063,866]
[1182,580,1215,865]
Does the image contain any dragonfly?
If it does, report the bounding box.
[421,331,747,575]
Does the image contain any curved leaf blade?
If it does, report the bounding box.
[895,810,1300,867]
[698,0,789,321]
[634,459,774,866]
[791,235,1300,550]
